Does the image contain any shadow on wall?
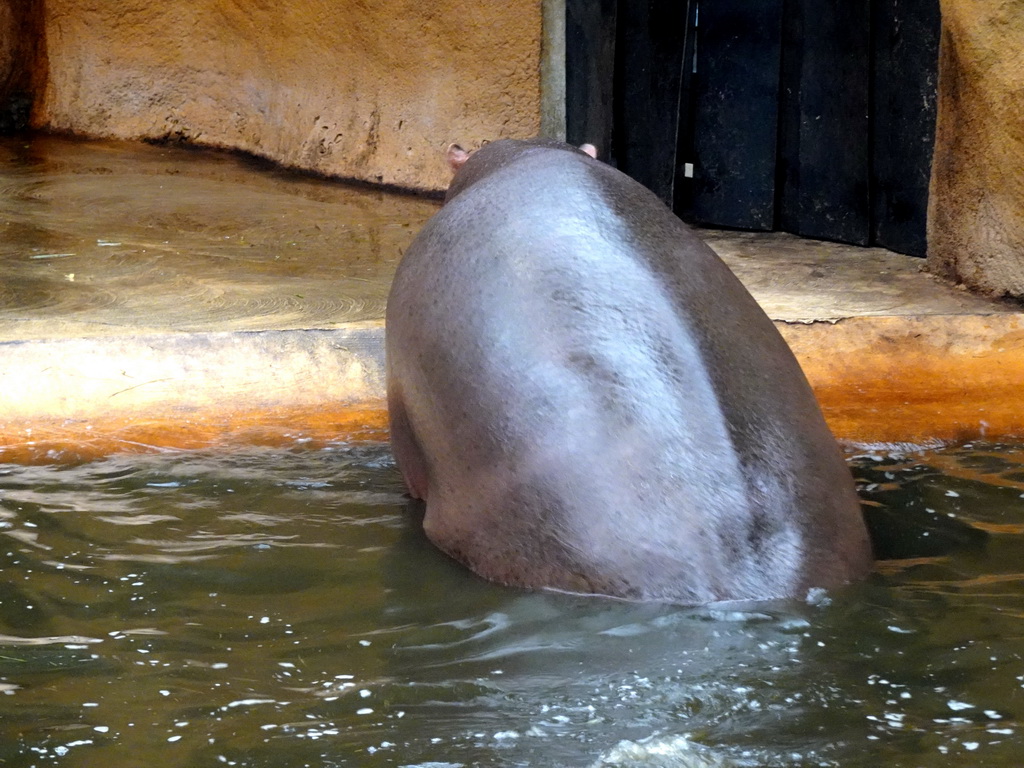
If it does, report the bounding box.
[0,0,45,132]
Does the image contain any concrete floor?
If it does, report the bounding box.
[2,135,1022,462]
[704,230,1014,322]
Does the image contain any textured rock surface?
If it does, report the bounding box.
[31,0,543,192]
[928,0,1024,299]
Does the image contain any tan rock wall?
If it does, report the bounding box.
[928,0,1024,299]
[31,0,544,192]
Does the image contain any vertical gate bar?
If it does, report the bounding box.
[688,0,784,230]
[565,0,617,155]
[870,0,941,256]
[613,0,689,205]
[777,0,872,246]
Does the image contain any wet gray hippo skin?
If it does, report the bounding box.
[385,138,873,604]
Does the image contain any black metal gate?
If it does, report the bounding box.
[566,0,940,256]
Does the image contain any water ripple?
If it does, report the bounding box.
[0,633,104,646]
[0,442,1023,765]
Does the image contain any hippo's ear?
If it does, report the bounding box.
[579,143,598,159]
[447,144,472,174]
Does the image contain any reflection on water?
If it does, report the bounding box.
[1,442,1023,767]
[0,135,437,339]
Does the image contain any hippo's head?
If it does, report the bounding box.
[443,138,598,203]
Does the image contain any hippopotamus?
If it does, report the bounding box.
[385,138,872,604]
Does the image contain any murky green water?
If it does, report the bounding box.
[1,443,1023,767]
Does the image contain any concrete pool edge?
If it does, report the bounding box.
[2,312,1023,462]
[779,312,1024,448]
[0,324,390,462]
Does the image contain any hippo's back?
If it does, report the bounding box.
[385,139,872,604]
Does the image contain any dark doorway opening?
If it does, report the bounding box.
[565,0,940,257]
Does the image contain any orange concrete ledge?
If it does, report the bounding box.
[0,325,390,463]
[0,406,390,465]
[3,312,1024,464]
[781,314,1024,447]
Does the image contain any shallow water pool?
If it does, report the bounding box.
[0,134,436,339]
[1,443,1023,767]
